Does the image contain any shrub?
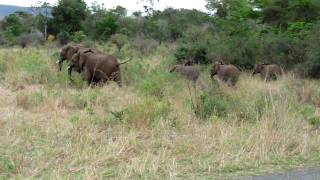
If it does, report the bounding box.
[175,45,208,65]
[57,31,71,45]
[132,36,159,55]
[18,53,54,84]
[0,155,16,176]
[297,104,320,126]
[192,85,229,120]
[137,69,173,99]
[308,116,320,126]
[95,12,119,40]
[109,33,129,52]
[296,22,320,78]
[126,98,172,128]
[174,26,211,65]
[122,61,147,86]
[17,30,44,48]
[16,91,44,110]
[72,31,87,43]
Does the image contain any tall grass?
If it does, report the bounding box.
[0,45,320,179]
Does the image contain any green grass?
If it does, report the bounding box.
[0,45,320,179]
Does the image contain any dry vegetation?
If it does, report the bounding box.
[0,45,320,179]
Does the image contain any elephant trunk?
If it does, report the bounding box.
[252,71,257,76]
[210,70,216,79]
[58,60,64,71]
[57,55,66,71]
[67,65,73,79]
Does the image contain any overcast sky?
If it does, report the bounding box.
[1,0,208,12]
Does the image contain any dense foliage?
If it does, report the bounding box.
[0,0,319,77]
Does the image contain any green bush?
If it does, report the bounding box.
[57,31,71,45]
[174,26,211,65]
[17,53,56,84]
[298,104,320,126]
[0,155,16,176]
[126,98,173,128]
[109,33,129,52]
[137,69,174,99]
[72,31,87,43]
[192,85,229,120]
[308,116,320,126]
[296,22,320,78]
[122,62,147,86]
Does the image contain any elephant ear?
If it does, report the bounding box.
[214,64,221,72]
[257,64,265,72]
[70,52,79,65]
[60,45,71,59]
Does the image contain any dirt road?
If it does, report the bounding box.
[238,168,320,180]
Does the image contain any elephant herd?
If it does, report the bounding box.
[170,61,283,87]
[57,43,283,87]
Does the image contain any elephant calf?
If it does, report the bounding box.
[169,65,199,83]
[253,63,283,81]
[210,63,240,86]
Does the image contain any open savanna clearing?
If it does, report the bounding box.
[0,46,320,179]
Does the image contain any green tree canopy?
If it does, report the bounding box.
[51,0,88,34]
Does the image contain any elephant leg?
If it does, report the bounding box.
[113,71,122,87]
[222,76,229,84]
[58,60,64,71]
[262,72,268,82]
[93,69,108,85]
[230,78,236,87]
[226,78,233,87]
[67,65,73,79]
[83,68,93,85]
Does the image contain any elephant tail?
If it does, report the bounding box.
[119,59,132,65]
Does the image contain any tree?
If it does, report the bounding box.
[257,0,320,27]
[95,12,119,40]
[2,13,24,37]
[111,6,127,17]
[51,0,88,35]
[32,1,51,40]
[133,11,142,17]
[110,34,129,52]
[206,0,258,19]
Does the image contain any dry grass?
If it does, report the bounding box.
[0,46,320,179]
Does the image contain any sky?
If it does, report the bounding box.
[1,0,208,12]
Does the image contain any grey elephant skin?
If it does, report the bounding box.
[169,65,200,83]
[210,63,240,86]
[69,49,123,87]
[253,64,283,81]
[58,44,84,71]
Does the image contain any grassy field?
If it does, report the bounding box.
[0,44,320,179]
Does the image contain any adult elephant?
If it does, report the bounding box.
[253,63,283,81]
[210,62,240,86]
[58,44,84,71]
[69,49,130,87]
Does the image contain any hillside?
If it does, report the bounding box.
[0,4,51,20]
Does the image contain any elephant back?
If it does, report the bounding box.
[219,65,240,77]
